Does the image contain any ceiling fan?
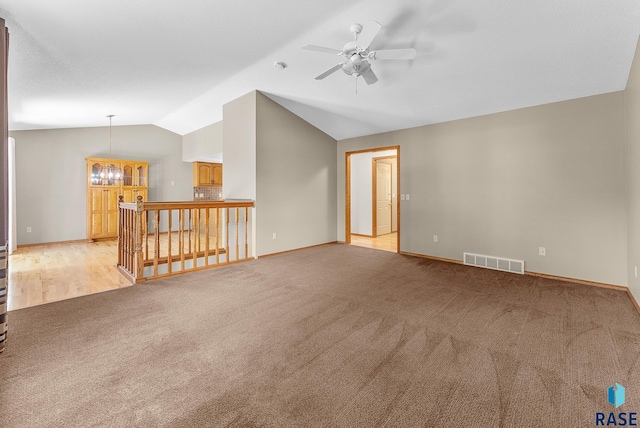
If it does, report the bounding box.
[303,21,416,87]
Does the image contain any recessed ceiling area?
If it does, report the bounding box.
[2,0,640,140]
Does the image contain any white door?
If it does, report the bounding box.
[376,162,392,236]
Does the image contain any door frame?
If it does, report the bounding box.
[372,156,396,238]
[345,145,400,253]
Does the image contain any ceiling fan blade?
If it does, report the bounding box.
[362,68,378,85]
[315,63,344,80]
[369,48,417,60]
[303,45,343,55]
[358,21,382,50]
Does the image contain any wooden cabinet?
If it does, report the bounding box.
[88,187,119,238]
[86,157,149,240]
[193,162,222,186]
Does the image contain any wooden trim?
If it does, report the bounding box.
[525,270,628,291]
[142,200,254,210]
[17,238,95,249]
[399,251,463,265]
[400,251,639,313]
[346,147,401,155]
[351,233,373,238]
[116,265,137,284]
[626,289,640,315]
[258,242,338,259]
[345,145,400,251]
[396,148,401,253]
[144,257,251,281]
[142,248,227,267]
[371,158,376,238]
[345,152,351,245]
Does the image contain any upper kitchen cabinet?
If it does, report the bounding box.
[193,162,222,186]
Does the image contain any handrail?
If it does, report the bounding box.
[117,196,255,283]
[141,200,255,210]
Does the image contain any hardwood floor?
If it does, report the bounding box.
[7,240,131,311]
[350,232,397,253]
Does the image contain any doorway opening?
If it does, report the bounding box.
[346,146,400,253]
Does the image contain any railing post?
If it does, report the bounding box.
[117,195,124,267]
[135,195,144,280]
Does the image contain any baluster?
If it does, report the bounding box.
[235,207,239,262]
[205,208,210,266]
[144,210,149,262]
[135,195,144,280]
[167,209,172,274]
[225,207,230,263]
[194,208,200,255]
[244,207,249,259]
[188,209,192,264]
[215,207,220,265]
[118,195,124,267]
[179,208,185,272]
[154,209,160,277]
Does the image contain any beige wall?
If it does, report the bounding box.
[11,125,192,245]
[223,92,257,200]
[626,36,640,303]
[256,92,337,256]
[338,92,627,286]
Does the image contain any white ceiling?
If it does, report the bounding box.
[2,0,640,140]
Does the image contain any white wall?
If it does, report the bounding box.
[339,92,627,286]
[182,121,223,163]
[10,125,192,245]
[350,149,396,235]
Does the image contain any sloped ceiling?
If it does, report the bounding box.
[2,0,640,140]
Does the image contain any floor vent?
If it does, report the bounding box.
[463,252,525,275]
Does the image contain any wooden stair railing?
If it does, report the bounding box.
[118,196,254,283]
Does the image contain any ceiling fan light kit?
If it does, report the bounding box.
[303,21,416,88]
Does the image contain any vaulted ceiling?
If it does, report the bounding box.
[2,0,640,140]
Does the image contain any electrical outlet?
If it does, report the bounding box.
[433,235,438,243]
[400,194,405,201]
[539,247,546,256]
[272,232,277,240]
[406,194,410,200]
[26,226,32,233]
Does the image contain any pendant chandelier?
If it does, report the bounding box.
[98,114,123,183]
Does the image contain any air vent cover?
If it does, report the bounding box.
[463,252,525,275]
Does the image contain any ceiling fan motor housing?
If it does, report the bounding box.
[342,55,371,77]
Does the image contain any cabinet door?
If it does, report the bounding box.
[136,163,148,187]
[88,188,119,238]
[136,188,148,201]
[125,187,149,202]
[212,164,222,185]
[126,188,147,202]
[121,162,135,187]
[105,188,120,237]
[198,163,212,186]
[88,188,105,238]
[122,188,134,202]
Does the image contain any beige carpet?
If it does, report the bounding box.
[1,243,639,427]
